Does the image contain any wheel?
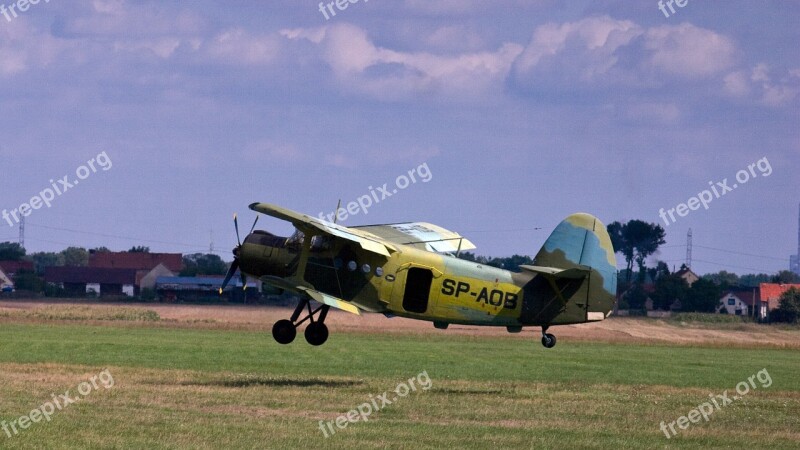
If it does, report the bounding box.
[272,319,296,344]
[541,333,557,348]
[304,322,329,346]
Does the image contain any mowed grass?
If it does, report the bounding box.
[0,320,798,449]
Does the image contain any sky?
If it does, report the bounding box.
[0,0,798,276]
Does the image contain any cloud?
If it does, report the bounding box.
[403,0,550,15]
[723,64,800,106]
[0,20,67,76]
[511,17,738,95]
[511,16,642,90]
[281,23,523,101]
[203,29,280,66]
[643,23,736,78]
[62,0,205,38]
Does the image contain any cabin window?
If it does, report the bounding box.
[286,229,305,250]
[403,268,433,314]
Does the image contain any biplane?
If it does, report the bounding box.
[220,203,617,348]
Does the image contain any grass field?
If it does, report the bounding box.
[0,304,799,449]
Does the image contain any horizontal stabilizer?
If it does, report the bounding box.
[519,265,590,279]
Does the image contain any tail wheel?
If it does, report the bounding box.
[304,322,329,346]
[272,319,296,344]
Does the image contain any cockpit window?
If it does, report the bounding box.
[286,229,305,250]
[284,230,334,252]
[244,230,286,248]
[310,235,334,252]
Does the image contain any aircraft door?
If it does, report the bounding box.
[391,266,440,314]
[403,267,433,313]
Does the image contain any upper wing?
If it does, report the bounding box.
[352,222,476,253]
[249,202,392,256]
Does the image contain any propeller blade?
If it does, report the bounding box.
[248,215,259,235]
[233,213,241,247]
[219,259,239,295]
[241,272,248,292]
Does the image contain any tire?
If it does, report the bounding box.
[272,319,296,345]
[304,322,329,346]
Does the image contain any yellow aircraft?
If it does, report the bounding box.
[221,203,617,348]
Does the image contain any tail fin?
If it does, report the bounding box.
[521,213,617,324]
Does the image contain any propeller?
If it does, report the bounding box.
[219,213,259,294]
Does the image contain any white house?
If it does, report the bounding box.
[0,267,13,290]
[718,290,758,317]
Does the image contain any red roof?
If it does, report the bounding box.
[44,267,138,284]
[759,283,800,309]
[0,260,34,275]
[89,252,182,273]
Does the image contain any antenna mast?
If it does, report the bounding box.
[685,228,692,268]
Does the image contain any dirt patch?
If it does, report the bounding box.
[2,299,799,348]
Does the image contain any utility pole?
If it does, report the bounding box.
[18,215,24,249]
[685,228,692,268]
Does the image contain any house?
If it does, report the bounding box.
[0,267,13,290]
[0,260,34,278]
[718,290,759,317]
[676,267,700,287]
[44,267,138,297]
[89,251,183,273]
[155,276,259,302]
[137,263,176,290]
[759,283,800,320]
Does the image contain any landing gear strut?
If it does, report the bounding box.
[271,297,331,346]
[541,326,557,348]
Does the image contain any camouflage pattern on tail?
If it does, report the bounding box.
[520,213,617,325]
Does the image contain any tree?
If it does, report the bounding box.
[13,270,44,292]
[29,252,65,275]
[739,273,772,288]
[646,261,671,283]
[623,284,649,311]
[772,271,800,284]
[650,273,688,311]
[607,222,632,279]
[607,220,666,284]
[486,255,535,272]
[771,288,800,324]
[0,242,26,261]
[92,247,112,253]
[128,246,150,253]
[683,278,722,312]
[60,247,89,267]
[456,253,534,272]
[180,253,228,276]
[703,271,740,289]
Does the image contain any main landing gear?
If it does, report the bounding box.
[272,297,331,346]
[541,326,557,349]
